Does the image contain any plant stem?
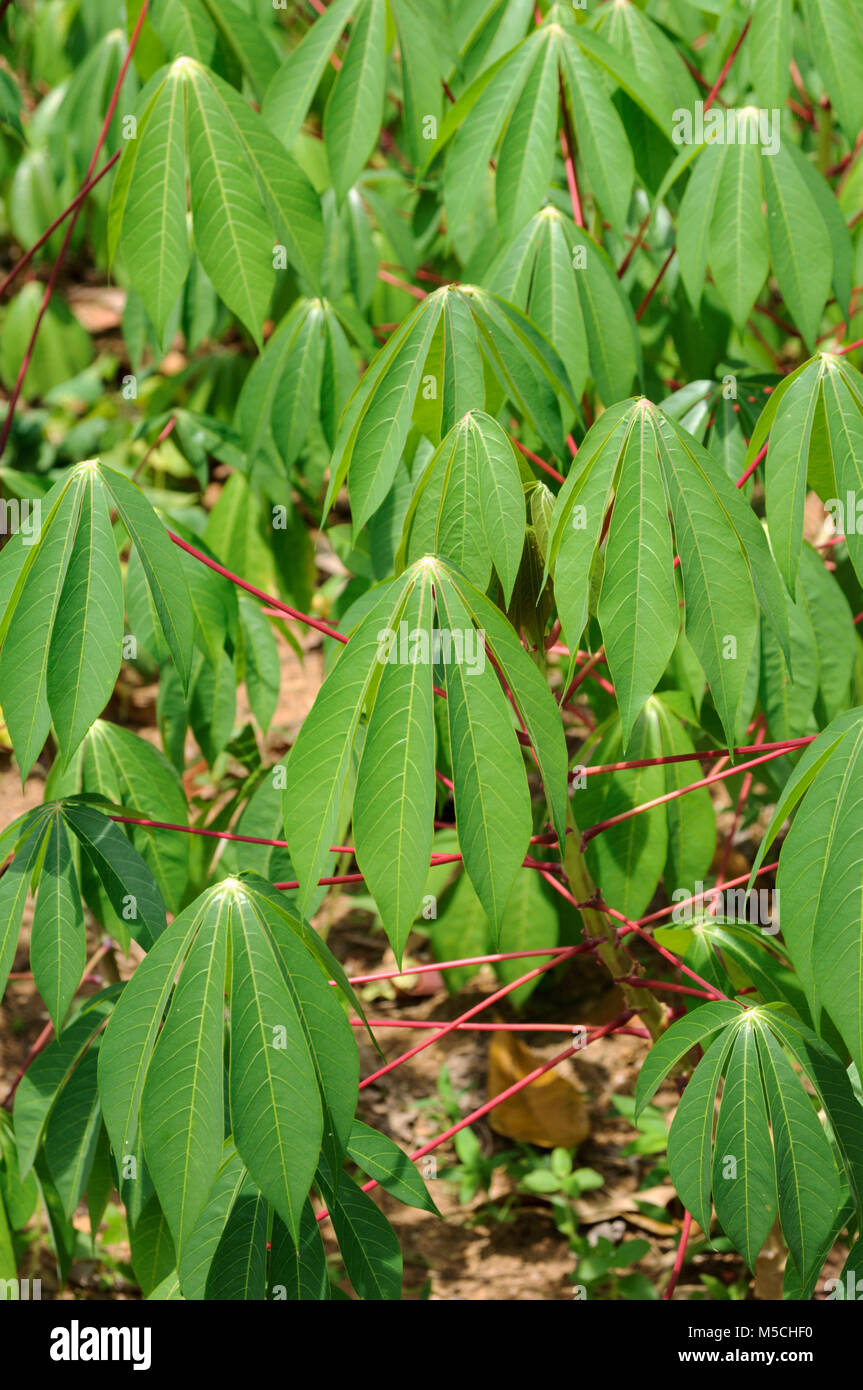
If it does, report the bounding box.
[563,803,666,1040]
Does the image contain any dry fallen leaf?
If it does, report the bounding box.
[486,1030,590,1148]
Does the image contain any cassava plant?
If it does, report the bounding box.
[1,0,863,1306]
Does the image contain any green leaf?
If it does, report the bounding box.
[765,1007,863,1222]
[207,71,325,293]
[677,143,727,314]
[599,408,678,745]
[236,301,324,477]
[711,1020,777,1270]
[635,1000,744,1116]
[329,1171,402,1300]
[762,143,832,351]
[111,68,188,336]
[63,801,167,951]
[228,888,323,1241]
[435,570,532,932]
[324,0,387,203]
[749,0,792,110]
[47,469,123,762]
[709,137,768,329]
[797,543,855,722]
[284,573,413,911]
[546,403,630,648]
[353,571,435,961]
[200,0,280,101]
[0,821,49,1007]
[101,464,194,692]
[774,719,863,1070]
[142,895,229,1256]
[269,1200,329,1300]
[822,358,863,587]
[443,38,537,238]
[495,29,558,239]
[667,1025,736,1234]
[655,698,715,894]
[756,1023,840,1279]
[764,357,825,593]
[802,0,863,139]
[98,903,203,1165]
[389,0,443,170]
[177,1142,245,1300]
[263,0,355,148]
[185,61,275,346]
[747,711,863,887]
[0,473,82,777]
[654,414,759,746]
[251,877,358,1179]
[83,720,190,913]
[348,1120,439,1214]
[43,1048,101,1221]
[578,704,668,919]
[15,993,115,1176]
[30,814,85,1035]
[559,38,633,233]
[204,1178,268,1300]
[452,576,568,850]
[130,1195,177,1298]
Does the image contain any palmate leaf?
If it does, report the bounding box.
[397,412,525,605]
[82,720,191,914]
[747,354,863,587]
[285,557,566,948]
[100,876,356,1249]
[677,133,834,346]
[325,284,573,531]
[109,58,324,343]
[63,801,168,951]
[436,2,668,240]
[654,1006,843,1275]
[547,402,788,747]
[235,297,354,485]
[488,208,640,404]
